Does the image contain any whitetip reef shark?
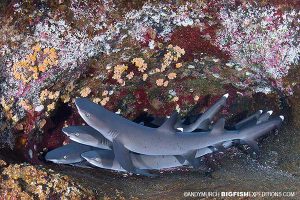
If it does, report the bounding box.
[74,94,284,175]
[45,142,94,164]
[61,125,214,169]
[81,149,209,172]
[58,109,272,171]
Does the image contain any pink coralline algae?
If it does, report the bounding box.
[214,3,300,94]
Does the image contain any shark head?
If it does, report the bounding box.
[62,126,101,148]
[81,150,115,168]
[45,150,71,164]
[81,151,102,165]
[75,98,113,140]
[45,142,88,164]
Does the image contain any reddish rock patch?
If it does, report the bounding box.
[170,26,230,61]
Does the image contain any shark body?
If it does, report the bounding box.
[75,97,283,174]
[81,148,213,171]
[62,125,214,169]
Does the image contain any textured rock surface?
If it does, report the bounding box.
[0,160,95,199]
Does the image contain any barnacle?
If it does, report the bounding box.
[47,102,56,112]
[92,98,101,104]
[172,96,179,102]
[66,81,75,92]
[48,91,60,100]
[175,63,183,68]
[163,80,169,87]
[1,98,15,120]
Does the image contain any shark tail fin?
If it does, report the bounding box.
[234,110,262,130]
[257,110,272,124]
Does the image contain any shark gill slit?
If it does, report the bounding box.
[108,129,119,139]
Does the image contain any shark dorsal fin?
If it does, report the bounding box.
[211,118,225,135]
[197,118,211,130]
[157,111,179,134]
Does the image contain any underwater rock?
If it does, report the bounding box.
[0,0,299,197]
[0,162,95,199]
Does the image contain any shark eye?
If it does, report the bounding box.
[63,155,68,159]
[75,133,80,136]
[85,112,91,118]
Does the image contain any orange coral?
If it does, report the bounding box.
[156,78,164,86]
[112,64,128,84]
[80,87,91,97]
[161,45,185,72]
[167,72,177,80]
[13,44,58,84]
[132,57,148,72]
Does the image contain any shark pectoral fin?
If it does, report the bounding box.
[181,150,199,168]
[112,139,155,177]
[211,118,225,135]
[112,139,135,172]
[175,155,186,164]
[157,111,179,134]
[214,143,227,152]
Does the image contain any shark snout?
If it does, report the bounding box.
[75,98,95,116]
[62,127,79,141]
[45,154,56,162]
[62,127,71,136]
[45,152,66,164]
[81,151,100,163]
[75,98,88,109]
